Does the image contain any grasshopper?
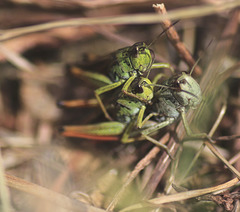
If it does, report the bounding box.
[60,71,202,157]
[67,42,173,121]
[61,22,179,120]
[140,72,202,137]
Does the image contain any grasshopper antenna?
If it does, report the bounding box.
[146,20,179,79]
[148,83,198,98]
[189,57,201,76]
[147,20,180,48]
[190,38,214,76]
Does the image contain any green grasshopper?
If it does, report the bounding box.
[62,21,178,120]
[59,22,179,120]
[68,42,173,121]
[60,71,202,157]
[61,75,158,142]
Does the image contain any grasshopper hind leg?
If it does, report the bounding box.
[142,134,174,159]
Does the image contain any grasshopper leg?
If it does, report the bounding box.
[57,98,98,108]
[70,66,112,86]
[121,74,150,103]
[180,109,240,180]
[95,80,125,121]
[151,63,175,74]
[142,134,173,159]
[140,118,175,158]
[122,75,140,99]
[141,117,175,136]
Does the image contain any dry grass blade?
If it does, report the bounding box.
[0,149,11,212]
[6,173,106,212]
[1,1,240,41]
[0,43,36,72]
[121,177,240,211]
[106,133,170,211]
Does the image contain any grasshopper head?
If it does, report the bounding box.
[131,77,154,102]
[129,42,154,74]
[170,72,202,109]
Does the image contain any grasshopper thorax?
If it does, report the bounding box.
[129,42,154,74]
[170,72,202,109]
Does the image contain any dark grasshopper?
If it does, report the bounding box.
[60,71,202,157]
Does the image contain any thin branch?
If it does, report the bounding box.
[153,3,202,76]
[106,133,170,211]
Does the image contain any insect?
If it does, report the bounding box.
[60,71,202,157]
[60,75,153,140]
[61,22,178,121]
[140,72,202,137]
[67,42,173,121]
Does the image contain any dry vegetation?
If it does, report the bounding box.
[1,0,240,211]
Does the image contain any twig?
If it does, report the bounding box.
[106,133,170,211]
[143,127,181,198]
[153,3,202,76]
[214,135,240,141]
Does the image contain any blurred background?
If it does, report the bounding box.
[0,0,240,211]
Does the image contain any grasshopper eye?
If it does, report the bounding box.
[131,47,138,58]
[138,47,145,52]
[179,79,187,84]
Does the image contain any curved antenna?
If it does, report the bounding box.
[147,83,198,98]
[146,50,155,79]
[189,56,201,76]
[147,20,180,48]
[190,38,214,75]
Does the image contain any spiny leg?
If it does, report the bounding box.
[142,134,173,159]
[70,66,112,86]
[120,119,136,143]
[152,73,168,84]
[121,74,152,103]
[121,109,174,158]
[180,103,227,183]
[121,75,143,100]
[165,103,228,193]
[95,80,125,120]
[151,63,175,74]
[137,111,159,129]
[141,117,174,136]
[121,105,150,142]
[141,117,175,158]
[180,108,240,180]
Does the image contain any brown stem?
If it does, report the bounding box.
[153,3,202,76]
